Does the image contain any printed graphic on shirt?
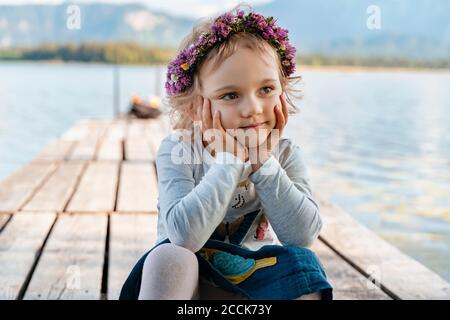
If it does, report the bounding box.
[231,179,249,209]
[254,214,273,241]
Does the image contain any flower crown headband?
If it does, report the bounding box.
[165,9,297,96]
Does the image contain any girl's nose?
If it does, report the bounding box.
[240,95,264,117]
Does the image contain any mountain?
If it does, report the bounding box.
[254,0,450,59]
[0,3,194,48]
[0,1,449,60]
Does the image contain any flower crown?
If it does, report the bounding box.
[165,9,297,96]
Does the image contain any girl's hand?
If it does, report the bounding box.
[200,97,249,163]
[249,91,288,173]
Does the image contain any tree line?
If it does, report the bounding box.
[0,43,174,64]
[0,42,449,69]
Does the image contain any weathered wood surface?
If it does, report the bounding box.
[66,162,119,213]
[67,120,108,161]
[34,139,75,161]
[0,214,11,231]
[116,163,158,213]
[24,213,107,300]
[0,212,56,299]
[317,199,450,300]
[97,119,126,161]
[125,120,154,161]
[108,213,158,300]
[311,240,391,300]
[0,162,56,213]
[22,162,85,212]
[0,115,448,300]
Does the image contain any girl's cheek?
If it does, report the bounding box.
[210,102,228,124]
[210,102,233,128]
[264,103,278,128]
[221,110,239,129]
[264,102,276,117]
[210,101,230,117]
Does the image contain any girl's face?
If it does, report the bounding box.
[198,47,282,147]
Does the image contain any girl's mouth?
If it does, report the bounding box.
[239,122,266,130]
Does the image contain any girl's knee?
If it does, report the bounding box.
[144,243,199,272]
[139,243,199,300]
[153,243,198,259]
[295,291,322,300]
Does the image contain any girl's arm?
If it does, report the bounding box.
[249,139,322,247]
[156,136,245,253]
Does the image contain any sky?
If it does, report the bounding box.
[0,0,274,18]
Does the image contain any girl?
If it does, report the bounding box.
[119,6,333,300]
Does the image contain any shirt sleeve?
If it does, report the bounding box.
[156,136,245,252]
[248,139,322,247]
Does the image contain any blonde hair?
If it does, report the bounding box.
[163,4,303,130]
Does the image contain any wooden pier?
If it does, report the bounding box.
[0,116,449,300]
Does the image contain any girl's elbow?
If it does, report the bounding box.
[165,219,204,252]
[296,215,323,247]
[163,210,200,252]
[298,232,319,248]
[308,215,323,246]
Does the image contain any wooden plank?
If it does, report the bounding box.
[311,240,391,300]
[105,119,127,140]
[67,121,108,160]
[116,163,158,212]
[146,119,167,157]
[0,212,56,300]
[0,162,56,213]
[67,139,98,160]
[318,199,450,299]
[24,213,108,300]
[66,162,119,212]
[61,120,91,141]
[97,120,126,161]
[22,162,86,212]
[34,139,75,161]
[125,120,154,161]
[97,140,122,162]
[0,214,11,231]
[107,213,158,300]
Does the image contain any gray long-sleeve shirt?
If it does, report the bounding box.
[155,125,322,252]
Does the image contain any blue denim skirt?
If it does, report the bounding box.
[118,236,333,300]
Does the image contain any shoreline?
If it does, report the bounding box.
[298,64,450,74]
[1,59,450,73]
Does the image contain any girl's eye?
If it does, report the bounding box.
[220,87,274,100]
[220,92,239,100]
[261,86,274,94]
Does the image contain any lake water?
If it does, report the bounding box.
[1,62,449,281]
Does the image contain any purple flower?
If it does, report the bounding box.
[207,34,217,45]
[276,28,289,41]
[262,28,275,40]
